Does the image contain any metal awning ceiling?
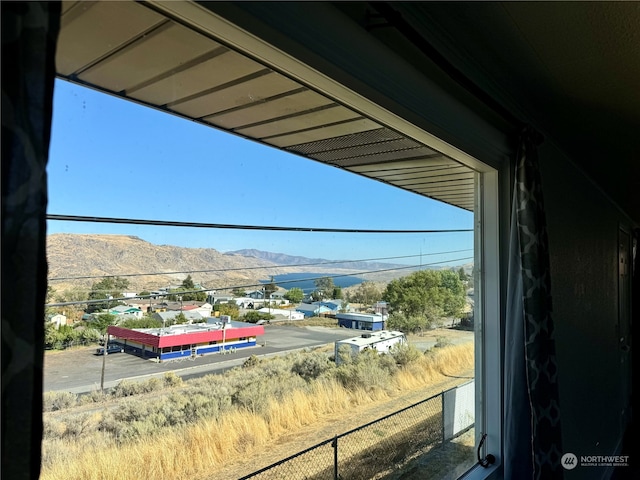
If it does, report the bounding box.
[55,1,476,211]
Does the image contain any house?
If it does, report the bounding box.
[295,303,333,318]
[206,293,235,305]
[5,3,639,480]
[313,299,348,312]
[234,297,256,309]
[336,312,385,331]
[269,288,288,301]
[256,308,305,321]
[107,305,143,318]
[185,302,212,318]
[245,290,265,300]
[107,320,265,361]
[46,313,67,328]
[125,299,153,312]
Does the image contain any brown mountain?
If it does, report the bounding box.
[47,234,285,293]
[45,234,362,294]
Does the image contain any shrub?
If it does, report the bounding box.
[243,355,262,368]
[62,413,95,438]
[78,327,101,343]
[434,336,453,348]
[43,391,77,412]
[112,377,164,398]
[163,371,183,387]
[391,344,422,366]
[112,380,142,397]
[291,352,333,381]
[336,344,355,365]
[77,389,106,406]
[42,417,66,439]
[242,311,274,323]
[333,350,393,393]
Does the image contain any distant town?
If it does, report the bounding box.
[45,265,473,363]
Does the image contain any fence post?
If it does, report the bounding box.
[441,390,446,446]
[331,435,338,480]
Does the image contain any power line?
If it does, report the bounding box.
[48,249,473,282]
[45,256,473,307]
[46,213,474,234]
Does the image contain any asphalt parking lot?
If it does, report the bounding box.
[43,325,359,393]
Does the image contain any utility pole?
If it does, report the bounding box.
[100,296,112,392]
[100,330,108,392]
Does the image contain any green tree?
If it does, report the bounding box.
[168,287,206,302]
[44,322,62,349]
[118,317,162,329]
[53,286,88,320]
[92,313,118,334]
[216,302,239,318]
[352,281,382,306]
[310,290,323,302]
[284,287,304,304]
[386,312,429,334]
[382,270,466,323]
[54,325,81,346]
[232,287,247,297]
[87,277,130,312]
[263,277,278,301]
[438,270,466,317]
[332,286,343,300]
[45,286,58,316]
[181,275,195,290]
[173,312,189,325]
[457,267,469,282]
[138,291,151,297]
[314,277,334,299]
[55,286,88,304]
[78,327,102,344]
[242,311,274,323]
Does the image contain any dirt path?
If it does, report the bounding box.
[211,365,474,479]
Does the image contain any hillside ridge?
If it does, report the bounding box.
[47,234,365,292]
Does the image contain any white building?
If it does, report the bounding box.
[47,313,67,328]
[257,308,304,321]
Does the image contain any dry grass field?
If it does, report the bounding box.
[41,338,473,480]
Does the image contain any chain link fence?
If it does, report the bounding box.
[240,381,474,480]
[44,338,99,351]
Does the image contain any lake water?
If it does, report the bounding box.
[260,272,364,292]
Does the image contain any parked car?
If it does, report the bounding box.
[96,344,124,355]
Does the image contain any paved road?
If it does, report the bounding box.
[43,326,359,394]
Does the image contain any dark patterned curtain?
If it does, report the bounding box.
[1,2,60,479]
[504,127,563,480]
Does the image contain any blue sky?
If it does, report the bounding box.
[47,79,474,266]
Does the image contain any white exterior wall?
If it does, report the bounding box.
[257,308,304,320]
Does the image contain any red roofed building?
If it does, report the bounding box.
[107,318,264,361]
